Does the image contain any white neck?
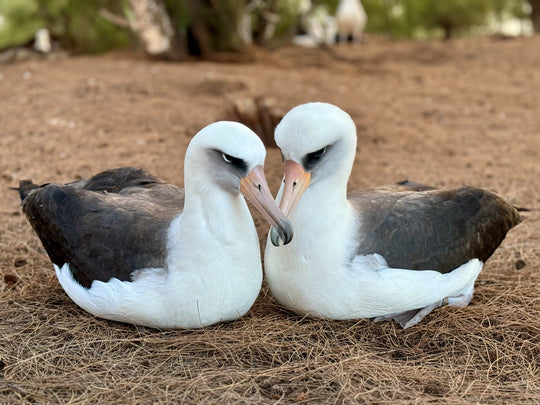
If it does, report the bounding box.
[183,188,253,242]
[272,173,357,270]
[167,182,260,277]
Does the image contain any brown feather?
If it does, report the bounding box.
[21,168,184,288]
[349,184,521,273]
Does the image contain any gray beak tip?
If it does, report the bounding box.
[270,224,293,247]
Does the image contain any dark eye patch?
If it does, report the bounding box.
[222,153,247,171]
[303,146,328,172]
[215,150,248,174]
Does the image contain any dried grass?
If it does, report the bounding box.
[1,36,540,403]
[1,259,538,403]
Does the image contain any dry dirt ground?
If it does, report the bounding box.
[0,35,539,403]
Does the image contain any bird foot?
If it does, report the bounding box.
[374,293,474,328]
[446,293,473,307]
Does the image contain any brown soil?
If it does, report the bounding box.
[1,36,539,403]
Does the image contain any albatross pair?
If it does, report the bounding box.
[20,103,520,329]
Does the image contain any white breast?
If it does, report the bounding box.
[265,185,358,315]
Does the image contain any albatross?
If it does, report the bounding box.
[265,102,520,328]
[19,121,292,329]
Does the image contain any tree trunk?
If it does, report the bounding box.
[530,0,540,33]
[184,0,214,56]
[185,0,248,56]
[127,0,184,59]
[441,21,453,40]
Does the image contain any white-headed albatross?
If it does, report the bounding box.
[265,102,521,328]
[19,121,292,329]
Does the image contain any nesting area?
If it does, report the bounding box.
[0,36,539,403]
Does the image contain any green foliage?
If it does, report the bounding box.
[0,0,42,49]
[38,0,130,53]
[362,0,410,37]
[412,0,490,38]
[273,0,304,40]
[0,0,130,53]
[0,0,534,55]
[43,0,129,52]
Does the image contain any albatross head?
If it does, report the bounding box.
[270,102,357,245]
[186,121,293,245]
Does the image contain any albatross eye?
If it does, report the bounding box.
[303,147,328,171]
[309,147,326,159]
[221,153,248,172]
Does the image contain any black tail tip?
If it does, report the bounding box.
[12,180,40,201]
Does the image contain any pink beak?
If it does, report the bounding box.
[240,165,293,245]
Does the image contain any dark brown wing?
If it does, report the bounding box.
[349,185,521,273]
[21,167,184,288]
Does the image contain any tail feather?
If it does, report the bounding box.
[12,180,41,202]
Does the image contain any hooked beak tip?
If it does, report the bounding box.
[270,224,293,247]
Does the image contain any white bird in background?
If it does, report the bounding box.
[265,102,520,328]
[336,0,367,43]
[19,121,292,329]
[33,28,52,53]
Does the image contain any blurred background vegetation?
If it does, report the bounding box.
[0,0,537,57]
